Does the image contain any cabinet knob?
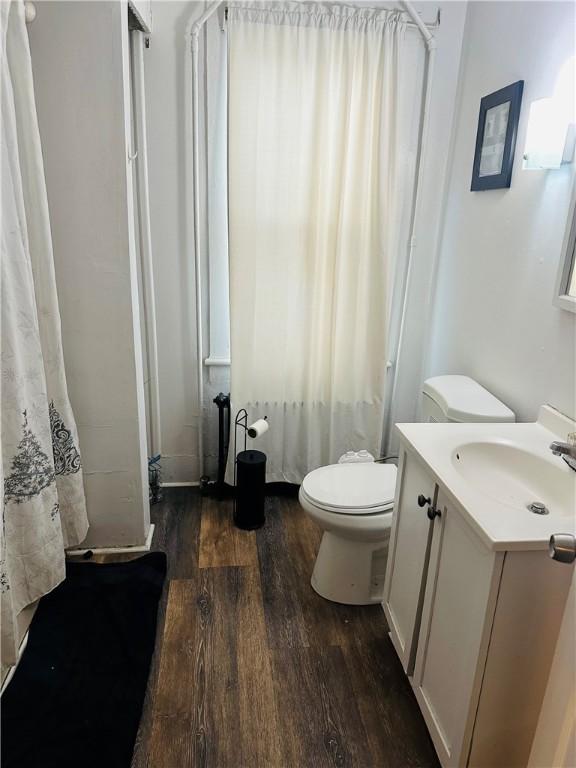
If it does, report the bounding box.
[418,494,431,508]
[427,506,441,521]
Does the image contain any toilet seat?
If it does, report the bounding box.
[299,488,393,516]
[301,462,397,515]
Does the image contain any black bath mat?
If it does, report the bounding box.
[1,552,166,768]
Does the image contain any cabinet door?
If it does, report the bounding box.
[412,491,503,767]
[383,447,437,673]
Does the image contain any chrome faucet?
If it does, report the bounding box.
[550,433,576,472]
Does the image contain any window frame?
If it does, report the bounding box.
[554,178,576,313]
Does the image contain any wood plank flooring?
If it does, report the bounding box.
[198,498,258,569]
[101,488,439,768]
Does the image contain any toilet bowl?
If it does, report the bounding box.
[300,375,516,606]
[298,462,397,605]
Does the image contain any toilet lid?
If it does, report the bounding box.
[301,463,397,514]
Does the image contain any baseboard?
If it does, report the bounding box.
[66,523,155,558]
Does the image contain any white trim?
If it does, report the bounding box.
[131,30,163,456]
[160,481,201,487]
[66,524,155,557]
[555,293,576,313]
[121,2,152,534]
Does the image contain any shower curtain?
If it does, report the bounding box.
[227,2,404,483]
[1,0,88,667]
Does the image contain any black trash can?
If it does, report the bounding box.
[234,449,266,530]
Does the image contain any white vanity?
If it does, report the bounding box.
[383,406,576,768]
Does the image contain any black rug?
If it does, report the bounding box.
[1,552,166,768]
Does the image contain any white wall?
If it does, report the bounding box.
[144,1,227,483]
[28,1,150,547]
[429,1,576,423]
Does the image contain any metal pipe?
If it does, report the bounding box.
[191,35,205,480]
[382,1,436,451]
[185,1,224,481]
[401,0,437,50]
[189,1,224,39]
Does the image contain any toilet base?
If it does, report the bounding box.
[311,530,390,605]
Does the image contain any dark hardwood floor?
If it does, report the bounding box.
[99,488,439,768]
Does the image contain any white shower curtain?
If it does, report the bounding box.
[1,0,88,667]
[227,3,404,483]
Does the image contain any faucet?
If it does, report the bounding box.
[550,433,576,472]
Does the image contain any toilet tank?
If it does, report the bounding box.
[422,375,516,423]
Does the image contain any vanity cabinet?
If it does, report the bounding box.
[383,450,437,673]
[383,441,573,768]
[411,490,503,766]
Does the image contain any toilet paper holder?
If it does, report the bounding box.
[233,409,268,487]
[233,410,269,530]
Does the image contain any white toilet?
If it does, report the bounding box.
[299,375,515,605]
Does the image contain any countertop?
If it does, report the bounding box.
[396,406,576,551]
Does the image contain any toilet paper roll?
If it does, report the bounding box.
[247,418,269,439]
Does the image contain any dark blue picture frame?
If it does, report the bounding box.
[471,80,524,191]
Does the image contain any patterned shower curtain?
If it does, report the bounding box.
[1,0,88,668]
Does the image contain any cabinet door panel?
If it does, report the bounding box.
[383,448,436,673]
[413,493,503,767]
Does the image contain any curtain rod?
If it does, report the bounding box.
[222,5,440,31]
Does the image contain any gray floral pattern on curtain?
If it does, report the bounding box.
[1,0,88,669]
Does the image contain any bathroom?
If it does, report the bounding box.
[1,0,575,765]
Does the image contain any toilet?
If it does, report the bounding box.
[299,375,515,605]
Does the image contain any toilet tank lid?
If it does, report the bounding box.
[423,375,516,423]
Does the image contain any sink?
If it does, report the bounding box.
[451,440,576,517]
[397,406,576,548]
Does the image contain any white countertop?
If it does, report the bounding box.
[396,406,576,552]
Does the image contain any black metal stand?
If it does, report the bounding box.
[233,409,267,530]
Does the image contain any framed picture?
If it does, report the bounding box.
[471,80,524,191]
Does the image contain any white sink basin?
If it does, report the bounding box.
[397,406,576,550]
[451,440,575,517]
